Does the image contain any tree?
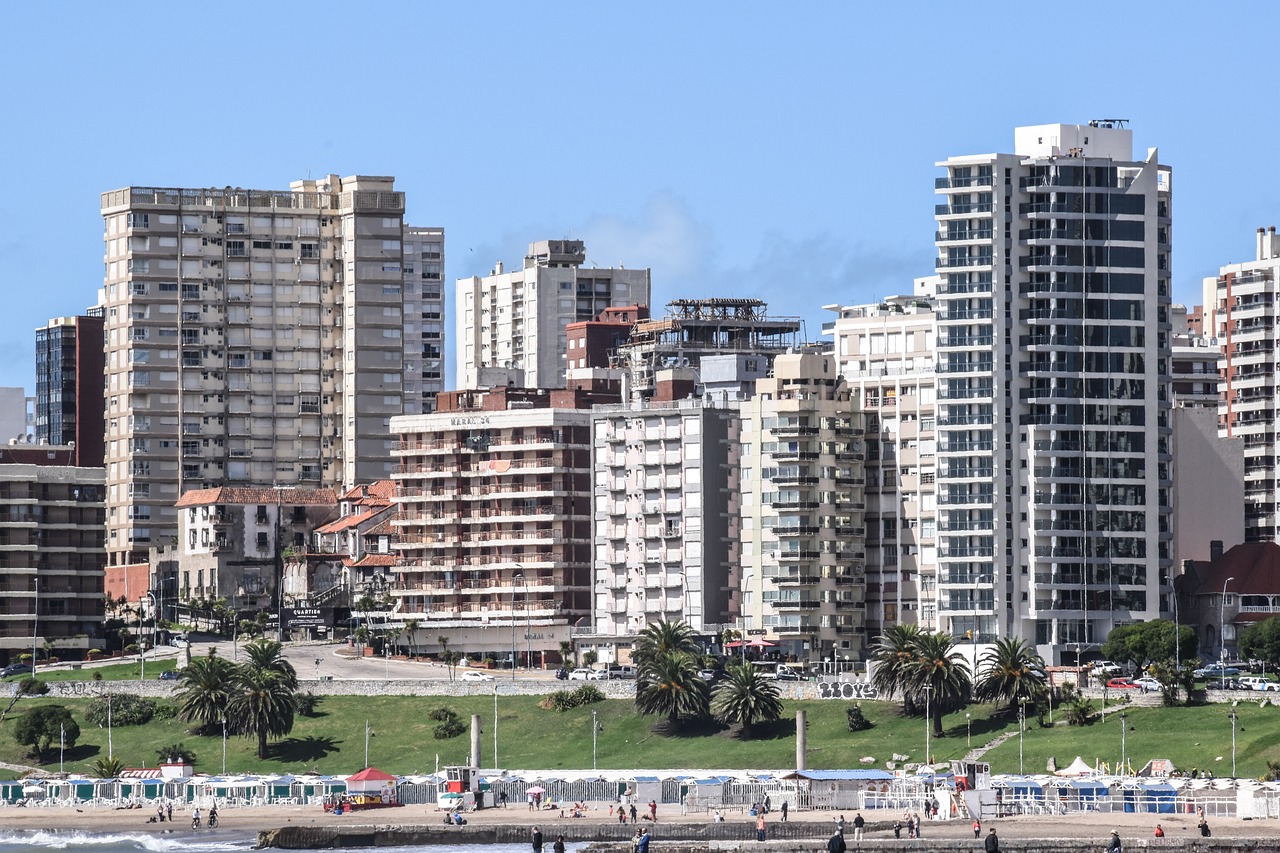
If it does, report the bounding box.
[1102,619,1197,667]
[404,619,420,658]
[710,662,783,738]
[633,620,700,668]
[14,705,78,762]
[156,742,197,765]
[975,637,1047,711]
[438,635,456,681]
[91,756,125,778]
[635,651,708,729]
[905,632,973,739]
[240,639,298,689]
[559,640,574,668]
[870,623,925,713]
[1240,616,1280,667]
[176,653,236,734]
[228,665,297,759]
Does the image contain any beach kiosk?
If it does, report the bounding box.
[325,767,401,812]
[438,765,485,810]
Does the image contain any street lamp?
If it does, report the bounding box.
[138,597,147,682]
[966,712,972,750]
[511,571,523,681]
[1018,699,1027,775]
[221,717,227,774]
[592,709,599,771]
[922,684,933,767]
[1229,708,1239,778]
[1220,576,1236,689]
[1119,711,1127,777]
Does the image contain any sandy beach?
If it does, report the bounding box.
[0,801,1261,843]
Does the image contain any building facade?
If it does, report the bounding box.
[0,447,105,663]
[933,122,1173,664]
[456,240,650,391]
[100,176,425,566]
[391,386,614,662]
[402,227,446,415]
[739,351,866,663]
[35,313,106,467]
[1206,227,1280,542]
[825,288,939,641]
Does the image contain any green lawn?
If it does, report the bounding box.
[0,693,1275,780]
[12,661,178,683]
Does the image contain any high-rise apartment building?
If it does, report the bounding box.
[739,351,866,663]
[402,227,446,414]
[100,176,427,566]
[825,287,939,639]
[456,240,650,390]
[933,122,1172,664]
[1206,227,1280,542]
[35,313,106,467]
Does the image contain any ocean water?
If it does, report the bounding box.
[0,832,592,853]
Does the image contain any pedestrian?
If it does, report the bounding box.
[906,815,915,839]
[630,803,638,823]
[630,828,643,853]
[1154,824,1164,839]
[528,792,535,812]
[166,802,173,822]
[636,828,650,853]
[532,825,544,853]
[780,800,788,822]
[973,819,982,838]
[553,835,566,853]
[913,812,923,838]
[500,790,508,809]
[892,820,902,839]
[1198,817,1211,838]
[853,812,865,841]
[618,809,627,825]
[836,814,846,837]
[157,805,165,823]
[985,828,1000,853]
[756,813,767,842]
[649,799,657,821]
[764,794,771,814]
[712,809,722,822]
[1107,829,1122,853]
[827,829,848,853]
[930,798,939,819]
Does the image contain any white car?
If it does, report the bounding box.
[1093,660,1123,677]
[1133,676,1162,691]
[587,669,609,681]
[460,670,494,682]
[568,668,593,681]
[1238,676,1280,692]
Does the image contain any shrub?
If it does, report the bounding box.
[86,694,156,727]
[429,706,465,739]
[427,706,457,722]
[846,703,874,732]
[152,701,179,721]
[572,685,606,705]
[16,678,47,696]
[18,654,32,665]
[541,686,606,712]
[124,643,139,655]
[156,742,197,765]
[296,692,320,717]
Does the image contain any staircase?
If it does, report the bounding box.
[310,583,349,608]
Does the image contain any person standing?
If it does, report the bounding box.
[827,830,848,853]
[836,814,846,837]
[636,828,650,853]
[853,813,865,841]
[649,799,657,821]
[528,792,535,812]
[166,802,172,823]
[630,803,638,823]
[985,828,1000,853]
[756,814,767,842]
[780,800,788,822]
[1198,817,1211,838]
[1108,830,1122,853]
[500,791,508,809]
[552,835,566,853]
[630,828,643,853]
[1154,824,1165,840]
[531,825,544,853]
[974,819,982,838]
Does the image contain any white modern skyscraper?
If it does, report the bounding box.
[100,176,436,567]
[933,122,1172,664]
[456,240,650,390]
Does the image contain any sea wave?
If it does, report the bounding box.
[0,831,255,852]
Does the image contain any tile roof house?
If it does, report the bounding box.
[1177,542,1280,661]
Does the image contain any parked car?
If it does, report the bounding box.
[776,665,803,682]
[169,635,189,648]
[587,669,609,681]
[1,663,32,679]
[1237,676,1280,692]
[157,670,179,681]
[606,666,635,680]
[568,668,593,681]
[697,668,723,681]
[1132,676,1162,690]
[460,670,494,682]
[1106,678,1141,689]
[1207,678,1246,691]
[1194,664,1242,679]
[554,668,569,680]
[1093,660,1123,677]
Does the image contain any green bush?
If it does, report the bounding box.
[541,685,607,712]
[16,678,47,696]
[427,706,457,722]
[846,703,874,732]
[152,701,179,721]
[572,685,606,705]
[156,742,196,765]
[85,694,155,727]
[428,706,465,739]
[297,692,320,717]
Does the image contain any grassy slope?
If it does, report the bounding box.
[0,693,1274,780]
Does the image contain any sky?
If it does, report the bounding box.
[1,2,1277,393]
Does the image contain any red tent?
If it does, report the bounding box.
[348,767,398,783]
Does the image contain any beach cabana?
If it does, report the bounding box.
[0,782,23,804]
[1054,756,1098,777]
[783,769,895,810]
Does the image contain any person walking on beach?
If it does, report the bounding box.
[649,799,657,821]
[528,792,535,811]
[531,825,544,853]
[166,802,172,822]
[756,813,767,842]
[780,800,788,822]
[985,827,1000,853]
[630,803,638,823]
[913,812,923,838]
[973,819,982,838]
[853,812,865,841]
[500,791,508,808]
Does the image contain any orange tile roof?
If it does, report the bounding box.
[339,480,396,506]
[176,487,337,508]
[351,554,399,568]
[315,508,379,534]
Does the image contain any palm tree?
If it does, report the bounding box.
[870,623,925,712]
[240,639,298,690]
[176,654,236,734]
[559,640,574,668]
[974,636,1047,711]
[633,619,700,667]
[438,635,455,681]
[91,756,125,779]
[635,651,708,729]
[228,666,297,759]
[710,662,783,738]
[404,619,420,658]
[906,632,973,739]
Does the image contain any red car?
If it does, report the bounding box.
[1106,678,1141,689]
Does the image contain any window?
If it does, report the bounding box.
[127,213,149,228]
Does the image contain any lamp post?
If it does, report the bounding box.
[221,717,227,774]
[511,571,523,681]
[1119,711,1127,777]
[364,719,373,769]
[966,712,972,750]
[493,682,499,770]
[592,709,599,771]
[922,684,933,767]
[1229,709,1239,778]
[138,597,146,682]
[1018,699,1026,775]
[32,576,38,677]
[1220,576,1236,689]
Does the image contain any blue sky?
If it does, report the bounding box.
[0,3,1275,391]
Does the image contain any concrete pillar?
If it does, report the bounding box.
[796,709,807,771]
[470,715,482,768]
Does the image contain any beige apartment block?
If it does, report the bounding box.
[390,387,611,663]
[456,240,651,391]
[100,176,431,567]
[825,287,939,640]
[738,351,866,664]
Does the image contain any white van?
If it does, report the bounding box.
[1237,676,1280,692]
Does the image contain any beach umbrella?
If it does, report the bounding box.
[526,785,546,794]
